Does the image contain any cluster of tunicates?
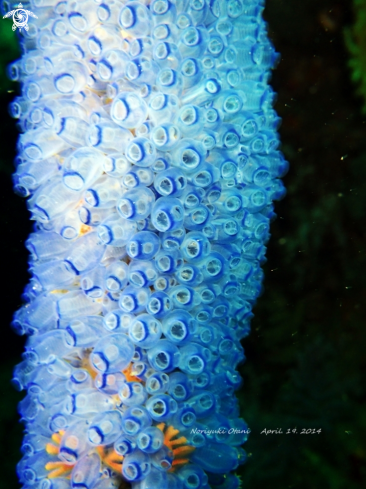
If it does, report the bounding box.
[6,0,287,487]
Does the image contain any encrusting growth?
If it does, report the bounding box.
[5,0,287,487]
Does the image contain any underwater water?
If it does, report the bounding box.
[1,0,366,488]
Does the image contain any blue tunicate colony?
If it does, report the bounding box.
[6,0,287,487]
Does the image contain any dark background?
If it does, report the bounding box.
[1,0,365,488]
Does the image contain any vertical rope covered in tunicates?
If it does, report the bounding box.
[4,0,288,488]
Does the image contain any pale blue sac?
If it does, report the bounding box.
[5,0,288,488]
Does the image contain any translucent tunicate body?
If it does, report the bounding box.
[8,0,286,488]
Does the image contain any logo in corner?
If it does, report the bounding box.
[2,3,37,31]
